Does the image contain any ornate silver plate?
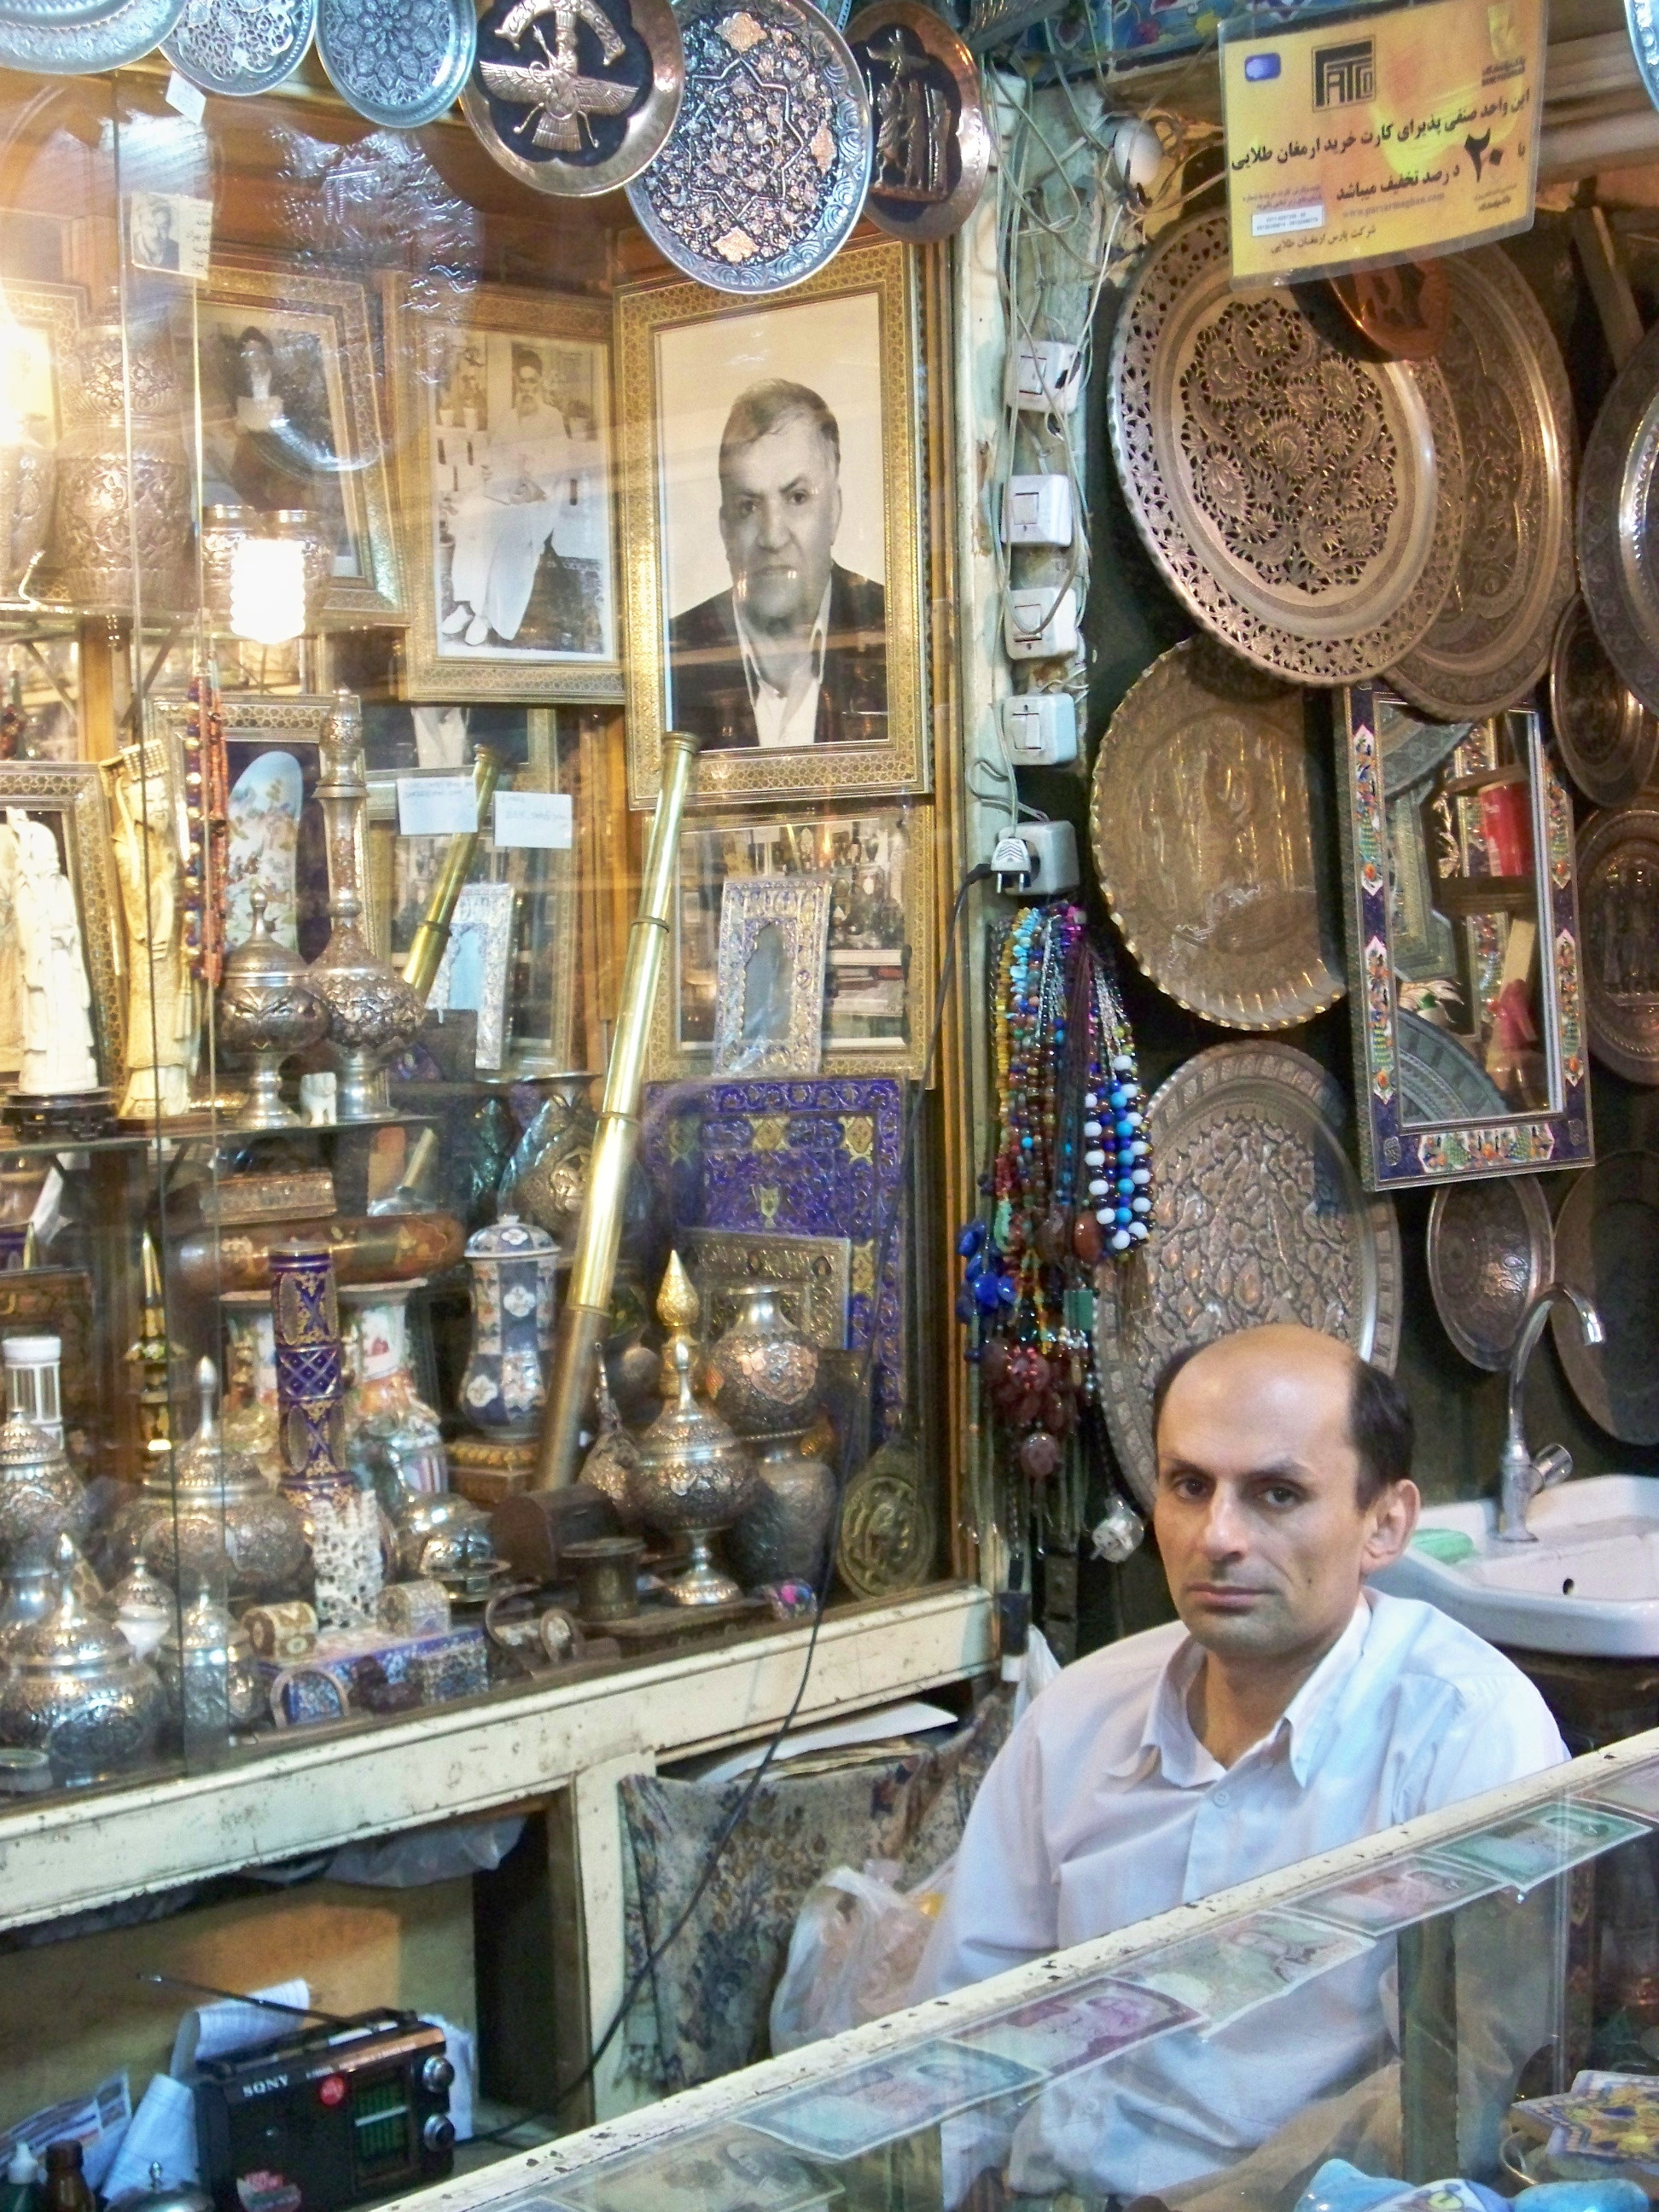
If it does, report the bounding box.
[1088,637,1344,1030]
[1578,802,1659,1086]
[625,0,871,296]
[1427,1174,1554,1371]
[0,0,183,69]
[162,0,315,96]
[1093,1041,1402,1510]
[1107,213,1466,687]
[317,0,475,126]
[462,0,684,197]
[0,0,128,31]
[1549,597,1659,808]
[1579,317,1659,719]
[846,0,988,244]
[1553,1151,1659,1444]
[1388,247,1576,721]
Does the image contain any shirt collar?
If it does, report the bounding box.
[735,579,832,707]
[1106,1598,1374,1790]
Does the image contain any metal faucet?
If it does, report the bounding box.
[1498,1284,1605,1542]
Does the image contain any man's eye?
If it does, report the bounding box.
[1263,1485,1301,1509]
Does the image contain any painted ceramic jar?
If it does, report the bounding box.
[341,1280,447,1511]
[268,1239,381,1629]
[459,1214,557,1438]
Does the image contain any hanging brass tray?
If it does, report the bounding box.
[1577,801,1659,1085]
[1578,317,1659,719]
[1427,1173,1555,1371]
[1548,597,1659,808]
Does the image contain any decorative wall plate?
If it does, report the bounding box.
[1093,1042,1401,1510]
[845,0,988,243]
[1553,1151,1659,1444]
[1387,247,1576,721]
[1577,802,1659,1085]
[1107,213,1465,686]
[1328,261,1451,362]
[0,0,127,30]
[462,0,684,197]
[0,0,184,70]
[1088,637,1343,1029]
[1427,1174,1554,1371]
[1628,0,1659,113]
[1549,597,1659,808]
[161,0,314,93]
[625,0,870,296]
[1579,317,1659,719]
[317,0,475,125]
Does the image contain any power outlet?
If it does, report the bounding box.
[1005,585,1079,661]
[1004,340,1083,416]
[989,820,1080,897]
[1003,474,1074,547]
[1000,693,1078,765]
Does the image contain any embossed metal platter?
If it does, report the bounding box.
[1093,1041,1401,1510]
[1388,247,1576,722]
[162,0,315,96]
[1577,802,1659,1086]
[1398,1008,1511,1126]
[1328,260,1451,362]
[1428,1173,1553,1371]
[835,1438,934,1598]
[0,0,184,70]
[1553,1152,1659,1445]
[1107,213,1466,687]
[1549,597,1659,808]
[1579,317,1659,720]
[317,0,475,125]
[1088,637,1344,1029]
[462,0,684,197]
[1630,0,1659,117]
[625,0,871,295]
[0,0,128,32]
[846,0,988,244]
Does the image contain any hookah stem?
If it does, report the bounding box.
[535,730,701,1493]
[400,745,507,998]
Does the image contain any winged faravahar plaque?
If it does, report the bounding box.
[462,0,685,196]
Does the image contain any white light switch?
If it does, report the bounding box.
[1004,474,1074,546]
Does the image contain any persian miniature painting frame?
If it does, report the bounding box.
[385,276,620,702]
[617,243,927,810]
[429,881,516,1072]
[0,760,125,1094]
[712,876,831,1078]
[1336,684,1592,1190]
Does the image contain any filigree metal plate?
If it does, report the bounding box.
[1388,248,1576,721]
[462,0,684,198]
[1088,637,1343,1029]
[1427,1174,1553,1371]
[1579,317,1659,719]
[846,0,988,244]
[161,0,315,95]
[1107,213,1465,686]
[0,0,183,70]
[1578,802,1659,1085]
[1549,597,1659,808]
[317,0,475,125]
[625,0,871,296]
[1093,1042,1401,1511]
[684,1228,852,1349]
[1553,1150,1659,1444]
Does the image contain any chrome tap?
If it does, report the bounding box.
[1498,1284,1605,1542]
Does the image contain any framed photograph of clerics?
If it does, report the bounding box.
[386,277,620,702]
[617,242,926,810]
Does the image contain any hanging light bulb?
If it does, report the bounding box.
[229,533,306,645]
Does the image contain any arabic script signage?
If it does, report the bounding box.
[1220,0,1542,284]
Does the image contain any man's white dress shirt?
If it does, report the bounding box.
[914,1592,1567,2199]
[737,583,830,749]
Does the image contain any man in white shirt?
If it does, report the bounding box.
[913,1324,1566,2203]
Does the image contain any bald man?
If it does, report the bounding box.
[912,1325,1565,2200]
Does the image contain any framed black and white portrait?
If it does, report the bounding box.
[618,242,926,809]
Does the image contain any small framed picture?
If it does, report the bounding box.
[429,882,516,1071]
[617,242,927,809]
[385,276,620,701]
[713,876,831,1078]
[0,760,125,1095]
[126,191,212,281]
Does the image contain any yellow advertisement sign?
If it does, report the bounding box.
[1221,0,1542,284]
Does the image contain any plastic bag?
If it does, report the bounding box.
[770,1858,943,2056]
[324,1815,525,1888]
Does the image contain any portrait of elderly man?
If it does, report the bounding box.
[667,379,888,751]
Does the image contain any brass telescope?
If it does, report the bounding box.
[401,745,506,998]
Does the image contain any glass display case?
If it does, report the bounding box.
[413,1727,1659,2212]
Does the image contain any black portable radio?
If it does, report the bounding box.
[190,2008,456,2212]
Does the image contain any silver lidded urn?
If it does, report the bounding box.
[218,888,329,1130]
[0,1535,165,1784]
[154,1587,263,1753]
[703,1282,820,1438]
[0,1400,88,1567]
[633,1337,759,1606]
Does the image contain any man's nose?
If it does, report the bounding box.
[753,498,792,550]
[1197,1487,1248,1558]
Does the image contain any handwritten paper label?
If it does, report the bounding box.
[1221,0,1542,283]
[492,790,573,849]
[397,776,478,836]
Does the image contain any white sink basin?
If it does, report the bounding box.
[1372,1475,1659,1657]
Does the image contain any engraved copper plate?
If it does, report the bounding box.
[1093,1042,1402,1510]
[1107,212,1466,686]
[462,0,684,198]
[1579,317,1659,720]
[1579,802,1659,1086]
[0,0,183,69]
[625,0,871,296]
[162,0,315,96]
[846,0,988,244]
[1549,597,1659,809]
[1388,247,1576,721]
[1329,261,1451,362]
[1553,1151,1659,1445]
[1088,637,1343,1029]
[1427,1174,1554,1371]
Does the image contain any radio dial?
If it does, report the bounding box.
[422,2116,456,2154]
[421,2056,455,2093]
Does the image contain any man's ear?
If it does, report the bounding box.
[1359,1478,1419,1578]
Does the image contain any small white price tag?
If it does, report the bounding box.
[165,71,207,124]
[397,776,479,836]
[492,790,573,849]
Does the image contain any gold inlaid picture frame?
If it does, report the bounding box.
[618,242,928,810]
[0,760,125,1094]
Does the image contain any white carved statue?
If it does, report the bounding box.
[8,806,97,1095]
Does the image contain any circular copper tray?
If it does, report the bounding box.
[1093,1042,1401,1510]
[1427,1174,1554,1371]
[1107,213,1465,686]
[846,0,988,243]
[1578,801,1659,1085]
[1578,317,1659,718]
[1553,1151,1659,1444]
[1089,637,1343,1029]
[1548,597,1659,807]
